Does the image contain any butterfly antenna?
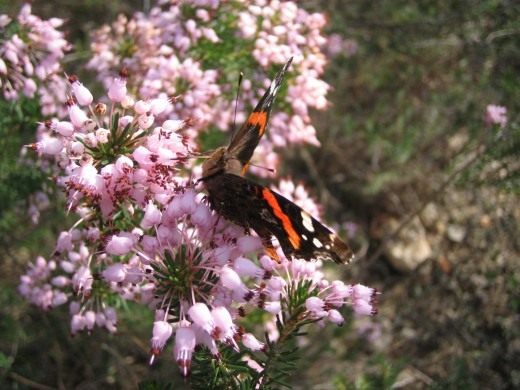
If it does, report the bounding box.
[230,71,244,139]
[248,162,276,174]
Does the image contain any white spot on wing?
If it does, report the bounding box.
[313,238,323,248]
[301,212,314,232]
[302,234,308,240]
[269,80,279,95]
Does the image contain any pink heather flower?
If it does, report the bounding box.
[52,291,68,307]
[67,102,89,128]
[16,21,380,374]
[305,296,327,317]
[141,201,162,229]
[237,236,263,253]
[108,77,127,102]
[71,313,86,334]
[150,320,173,363]
[242,333,264,351]
[51,276,69,287]
[85,310,96,331]
[327,309,345,326]
[174,327,197,377]
[102,263,127,283]
[173,327,196,377]
[106,234,134,256]
[485,104,507,128]
[30,137,63,155]
[220,266,249,299]
[351,284,377,316]
[50,120,75,137]
[211,306,237,344]
[69,76,94,106]
[233,257,263,278]
[0,4,70,113]
[264,301,282,315]
[72,266,93,295]
[188,303,214,334]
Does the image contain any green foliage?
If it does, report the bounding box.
[0,98,51,247]
[315,0,520,199]
[333,356,403,390]
[190,346,254,390]
[430,358,477,390]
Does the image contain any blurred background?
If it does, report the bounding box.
[0,0,519,388]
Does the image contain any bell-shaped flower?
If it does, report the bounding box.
[174,326,196,377]
[188,303,214,334]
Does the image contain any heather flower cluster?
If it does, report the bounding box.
[87,0,332,176]
[19,73,377,379]
[0,4,70,115]
[485,104,508,128]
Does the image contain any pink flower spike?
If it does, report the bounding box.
[242,333,264,351]
[150,320,173,363]
[174,327,197,377]
[188,303,214,334]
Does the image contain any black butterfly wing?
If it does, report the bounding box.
[204,173,354,264]
[226,58,292,174]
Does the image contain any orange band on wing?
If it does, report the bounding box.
[261,188,301,249]
[248,111,268,136]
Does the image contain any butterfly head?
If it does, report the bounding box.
[202,147,242,179]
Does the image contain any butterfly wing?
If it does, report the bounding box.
[226,58,292,174]
[204,173,354,264]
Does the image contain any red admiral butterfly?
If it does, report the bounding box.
[202,59,354,264]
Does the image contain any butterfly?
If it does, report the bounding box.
[201,58,354,264]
